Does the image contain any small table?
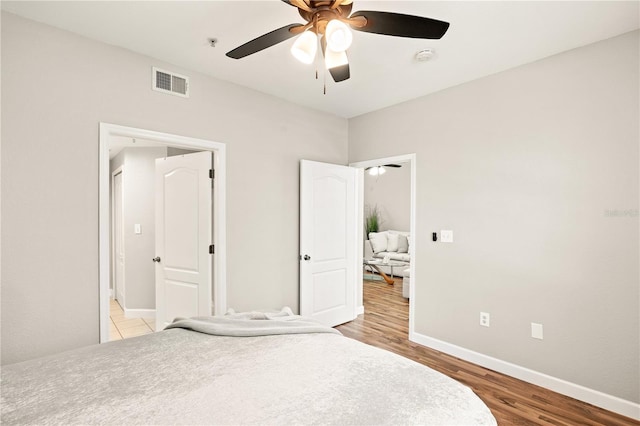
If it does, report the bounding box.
[363,259,406,285]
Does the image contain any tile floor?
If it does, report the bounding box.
[109,298,155,340]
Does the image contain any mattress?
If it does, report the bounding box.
[1,313,497,425]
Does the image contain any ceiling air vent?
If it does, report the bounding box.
[152,67,189,98]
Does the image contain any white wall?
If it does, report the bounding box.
[349,31,639,404]
[1,12,348,364]
[364,164,411,232]
[121,147,168,310]
[109,150,125,294]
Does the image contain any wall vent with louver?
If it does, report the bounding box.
[152,67,189,98]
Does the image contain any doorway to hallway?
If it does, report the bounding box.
[98,123,227,343]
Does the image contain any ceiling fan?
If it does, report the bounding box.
[365,164,401,176]
[226,0,450,83]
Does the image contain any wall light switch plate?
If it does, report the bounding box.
[441,230,453,243]
[134,224,141,234]
[531,323,544,340]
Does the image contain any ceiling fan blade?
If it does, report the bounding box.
[226,24,304,59]
[320,36,351,83]
[329,61,350,82]
[349,10,449,39]
[384,164,402,168]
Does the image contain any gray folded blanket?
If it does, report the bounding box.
[165,307,341,337]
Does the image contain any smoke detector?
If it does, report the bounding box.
[415,49,435,62]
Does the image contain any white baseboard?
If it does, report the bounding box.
[124,308,156,319]
[410,331,640,421]
[356,305,364,315]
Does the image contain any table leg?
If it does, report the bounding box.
[370,264,395,285]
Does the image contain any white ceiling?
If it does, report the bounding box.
[3,1,638,118]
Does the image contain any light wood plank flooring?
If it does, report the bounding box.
[109,299,155,340]
[336,278,639,426]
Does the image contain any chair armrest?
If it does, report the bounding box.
[364,240,374,259]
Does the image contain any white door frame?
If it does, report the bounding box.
[99,122,227,343]
[111,166,124,304]
[349,153,417,339]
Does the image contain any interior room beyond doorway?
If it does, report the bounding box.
[351,153,416,334]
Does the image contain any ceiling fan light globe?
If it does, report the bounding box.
[325,48,348,69]
[368,166,386,176]
[325,19,353,52]
[291,31,317,64]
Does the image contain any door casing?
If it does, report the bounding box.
[99,123,227,343]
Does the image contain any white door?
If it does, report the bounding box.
[155,151,213,331]
[113,170,125,305]
[300,160,357,326]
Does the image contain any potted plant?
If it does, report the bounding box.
[365,204,382,236]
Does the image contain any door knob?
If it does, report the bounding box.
[152,256,161,263]
[303,255,311,261]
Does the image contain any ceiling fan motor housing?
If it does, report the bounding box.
[298,2,354,35]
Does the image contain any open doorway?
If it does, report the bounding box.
[98,123,227,343]
[350,154,417,338]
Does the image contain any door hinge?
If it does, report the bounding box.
[209,244,215,254]
[209,169,215,179]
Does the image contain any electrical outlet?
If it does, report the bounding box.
[441,230,453,243]
[480,312,490,327]
[531,323,543,340]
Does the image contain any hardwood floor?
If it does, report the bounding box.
[336,277,639,426]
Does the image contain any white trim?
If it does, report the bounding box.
[99,123,227,344]
[124,308,156,319]
[349,154,416,332]
[411,332,640,421]
[354,168,364,314]
[111,166,124,307]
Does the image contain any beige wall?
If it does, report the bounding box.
[118,147,168,311]
[364,164,411,232]
[349,31,639,403]
[1,13,348,364]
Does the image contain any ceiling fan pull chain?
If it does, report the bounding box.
[323,64,327,95]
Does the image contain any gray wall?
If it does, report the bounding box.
[349,31,639,403]
[109,150,125,294]
[120,147,168,310]
[364,164,411,232]
[1,12,347,364]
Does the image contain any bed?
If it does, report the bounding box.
[1,309,497,425]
